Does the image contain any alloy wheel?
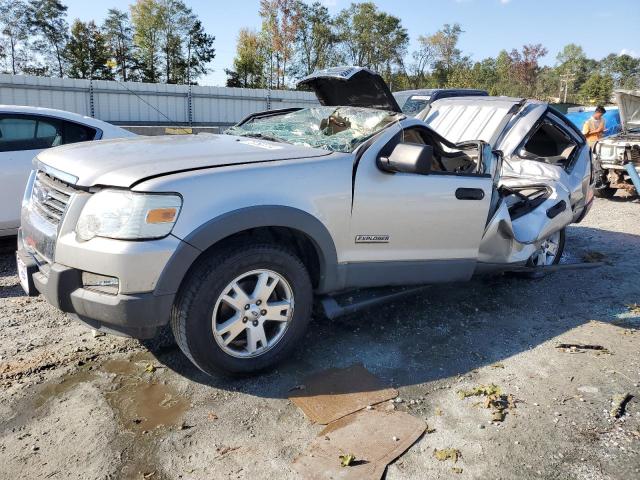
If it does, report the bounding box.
[212,269,294,358]
[531,231,561,266]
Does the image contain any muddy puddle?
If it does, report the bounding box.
[35,352,189,433]
[34,368,97,408]
[106,379,189,433]
[103,353,190,433]
[32,351,189,478]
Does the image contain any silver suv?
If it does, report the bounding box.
[16,67,594,375]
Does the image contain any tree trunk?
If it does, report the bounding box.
[165,45,170,83]
[10,37,17,75]
[55,44,63,77]
[120,41,127,82]
[282,56,286,88]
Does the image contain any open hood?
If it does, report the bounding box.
[616,90,640,131]
[297,66,402,113]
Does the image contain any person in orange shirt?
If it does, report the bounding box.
[582,106,606,147]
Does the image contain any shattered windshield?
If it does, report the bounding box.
[226,106,401,153]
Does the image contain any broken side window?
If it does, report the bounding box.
[519,119,578,167]
[399,126,481,174]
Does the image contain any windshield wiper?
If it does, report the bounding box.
[237,132,289,144]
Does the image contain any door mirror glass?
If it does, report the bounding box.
[378,142,433,175]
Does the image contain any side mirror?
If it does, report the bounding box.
[378,142,433,175]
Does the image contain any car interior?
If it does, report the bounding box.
[398,126,480,174]
[389,125,560,225]
[518,119,577,167]
[499,184,552,220]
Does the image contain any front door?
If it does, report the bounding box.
[344,124,493,287]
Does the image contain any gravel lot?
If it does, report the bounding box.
[1,197,639,480]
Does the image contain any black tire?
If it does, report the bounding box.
[594,186,616,199]
[170,243,313,376]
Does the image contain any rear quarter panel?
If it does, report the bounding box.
[499,107,593,221]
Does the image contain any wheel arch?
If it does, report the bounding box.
[154,205,340,297]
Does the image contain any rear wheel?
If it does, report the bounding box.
[527,229,565,268]
[170,243,313,375]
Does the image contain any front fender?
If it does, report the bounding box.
[154,205,339,296]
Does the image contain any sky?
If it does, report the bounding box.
[64,0,640,86]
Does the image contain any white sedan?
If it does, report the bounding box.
[0,106,135,237]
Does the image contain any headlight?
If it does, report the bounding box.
[76,190,182,241]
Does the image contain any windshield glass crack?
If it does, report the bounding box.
[226,106,400,153]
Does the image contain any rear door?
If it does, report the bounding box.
[507,109,592,221]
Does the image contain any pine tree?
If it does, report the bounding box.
[0,0,31,74]
[65,20,113,80]
[103,8,137,82]
[27,0,69,77]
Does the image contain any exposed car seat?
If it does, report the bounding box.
[402,127,477,173]
[522,121,577,166]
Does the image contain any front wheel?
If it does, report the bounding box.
[170,243,313,376]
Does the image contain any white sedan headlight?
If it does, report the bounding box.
[76,190,182,241]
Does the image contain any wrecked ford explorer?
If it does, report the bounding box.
[16,67,594,375]
[593,90,640,197]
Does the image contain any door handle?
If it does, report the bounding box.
[455,188,485,200]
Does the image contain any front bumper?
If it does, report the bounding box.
[599,162,640,192]
[600,162,640,172]
[17,232,179,339]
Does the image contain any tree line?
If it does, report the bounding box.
[0,0,215,84]
[226,1,639,105]
[1,0,638,104]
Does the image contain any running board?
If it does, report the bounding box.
[320,286,429,320]
[505,261,605,273]
[320,262,603,319]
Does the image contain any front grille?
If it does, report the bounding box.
[31,171,77,227]
[599,145,616,160]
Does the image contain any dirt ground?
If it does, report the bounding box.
[1,197,639,480]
